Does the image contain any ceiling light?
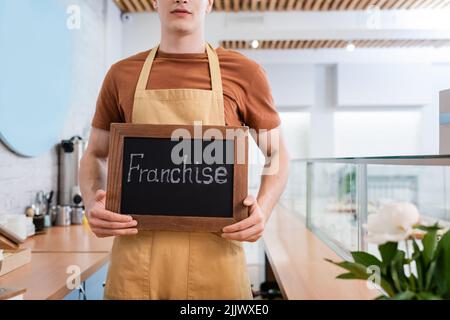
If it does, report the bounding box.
[251,40,260,49]
[346,42,356,52]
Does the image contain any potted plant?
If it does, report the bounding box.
[326,202,450,300]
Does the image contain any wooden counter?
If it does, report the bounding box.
[263,206,379,300]
[0,224,113,300]
[22,225,113,253]
[0,252,109,300]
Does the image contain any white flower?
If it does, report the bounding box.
[366,202,420,245]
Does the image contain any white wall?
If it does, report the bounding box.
[0,0,123,215]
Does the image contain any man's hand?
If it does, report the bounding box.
[86,190,138,238]
[221,195,266,243]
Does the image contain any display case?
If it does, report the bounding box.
[280,155,450,259]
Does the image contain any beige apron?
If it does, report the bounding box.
[104,43,253,300]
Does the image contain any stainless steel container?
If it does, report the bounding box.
[71,206,84,225]
[59,136,86,207]
[55,205,72,226]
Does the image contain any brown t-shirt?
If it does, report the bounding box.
[92,47,280,131]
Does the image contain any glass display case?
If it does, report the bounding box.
[280,155,450,259]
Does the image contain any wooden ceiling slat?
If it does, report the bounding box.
[278,0,288,10]
[115,0,126,11]
[428,0,442,8]
[304,0,315,10]
[260,0,268,10]
[295,0,305,9]
[432,0,445,8]
[314,40,323,48]
[312,0,326,10]
[402,39,413,47]
[398,39,408,47]
[415,0,436,8]
[431,0,447,8]
[251,0,259,10]
[224,0,231,11]
[391,0,409,9]
[330,0,343,9]
[232,0,240,11]
[381,0,397,9]
[215,0,223,10]
[117,0,450,12]
[122,0,137,12]
[339,40,348,48]
[338,0,354,9]
[330,40,339,48]
[286,0,297,10]
[130,0,144,11]
[139,0,152,11]
[409,0,428,8]
[357,39,367,47]
[372,0,389,8]
[356,0,371,9]
[323,0,334,10]
[399,0,416,9]
[347,0,360,9]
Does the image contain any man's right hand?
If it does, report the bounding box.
[86,190,138,238]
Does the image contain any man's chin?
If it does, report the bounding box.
[168,23,195,35]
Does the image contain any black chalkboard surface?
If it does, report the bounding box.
[120,137,234,218]
[106,123,249,232]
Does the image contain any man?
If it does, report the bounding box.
[79,0,289,300]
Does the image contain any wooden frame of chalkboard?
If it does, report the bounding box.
[105,123,249,232]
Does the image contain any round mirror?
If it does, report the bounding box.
[0,0,73,157]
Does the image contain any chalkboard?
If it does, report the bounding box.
[106,123,249,232]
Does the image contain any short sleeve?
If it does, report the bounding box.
[91,66,124,131]
[240,65,281,131]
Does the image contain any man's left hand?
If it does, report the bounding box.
[221,195,266,242]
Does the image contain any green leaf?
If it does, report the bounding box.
[327,260,371,279]
[390,260,402,293]
[422,230,438,266]
[408,274,416,292]
[392,250,409,292]
[379,242,398,267]
[435,229,450,296]
[416,292,442,300]
[390,291,416,300]
[351,251,382,268]
[425,261,437,291]
[325,258,395,296]
[416,223,443,232]
[336,273,364,280]
[412,239,424,291]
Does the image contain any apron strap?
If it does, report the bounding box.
[135,43,224,98]
[205,43,223,97]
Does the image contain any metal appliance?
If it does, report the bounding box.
[58,136,86,207]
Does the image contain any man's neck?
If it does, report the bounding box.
[159,30,206,54]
